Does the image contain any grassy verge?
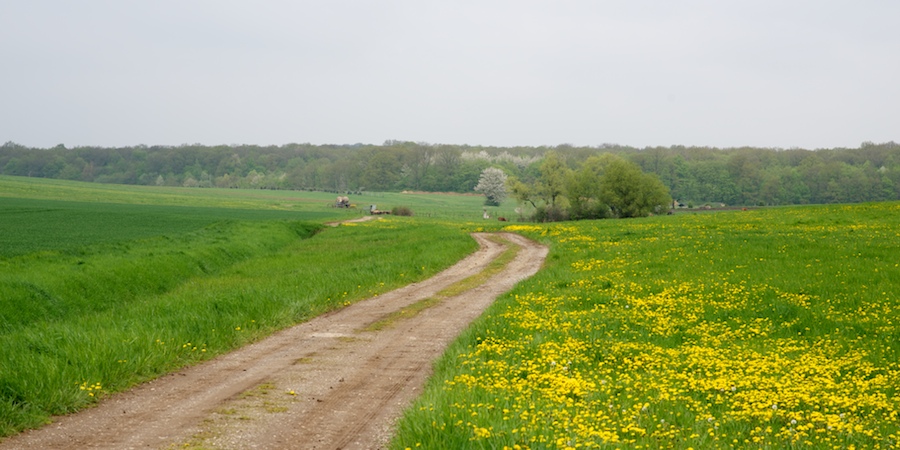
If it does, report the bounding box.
[390,202,900,449]
[0,210,476,436]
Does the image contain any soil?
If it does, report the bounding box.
[0,232,547,450]
[324,215,378,227]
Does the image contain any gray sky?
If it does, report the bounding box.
[2,1,898,149]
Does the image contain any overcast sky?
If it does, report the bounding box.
[2,1,898,149]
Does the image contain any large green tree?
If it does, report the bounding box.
[537,151,568,207]
[600,156,671,218]
[565,155,611,220]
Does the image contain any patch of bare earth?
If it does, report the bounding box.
[0,232,547,450]
[324,215,378,227]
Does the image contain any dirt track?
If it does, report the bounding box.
[1,232,547,450]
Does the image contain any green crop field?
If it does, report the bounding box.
[0,175,520,222]
[0,197,326,258]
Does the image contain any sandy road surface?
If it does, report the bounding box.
[1,232,547,450]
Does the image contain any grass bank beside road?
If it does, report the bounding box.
[0,179,478,436]
[392,202,900,449]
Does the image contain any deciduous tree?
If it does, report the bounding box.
[537,151,568,207]
[600,157,671,218]
[474,167,508,206]
[566,155,611,220]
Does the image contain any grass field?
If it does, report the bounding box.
[0,176,480,436]
[0,197,322,258]
[3,175,899,448]
[392,203,900,449]
[0,175,520,221]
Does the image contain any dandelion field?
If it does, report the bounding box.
[392,203,900,449]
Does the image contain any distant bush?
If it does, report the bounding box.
[532,205,568,223]
[392,206,414,216]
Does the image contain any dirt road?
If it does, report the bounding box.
[1,232,547,450]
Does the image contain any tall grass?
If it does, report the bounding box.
[391,202,900,449]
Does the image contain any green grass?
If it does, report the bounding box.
[0,175,520,221]
[0,177,479,436]
[0,197,330,258]
[5,175,900,448]
[0,175,349,212]
[391,203,900,449]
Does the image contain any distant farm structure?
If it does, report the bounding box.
[334,196,352,208]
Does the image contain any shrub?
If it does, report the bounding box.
[532,205,568,222]
[391,206,414,216]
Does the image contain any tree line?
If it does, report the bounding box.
[2,140,899,207]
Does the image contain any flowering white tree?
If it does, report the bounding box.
[474,167,508,206]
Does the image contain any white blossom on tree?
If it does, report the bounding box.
[474,167,508,206]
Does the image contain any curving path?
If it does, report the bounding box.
[1,232,547,450]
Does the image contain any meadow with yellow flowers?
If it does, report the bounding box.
[392,203,900,449]
[3,176,898,448]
